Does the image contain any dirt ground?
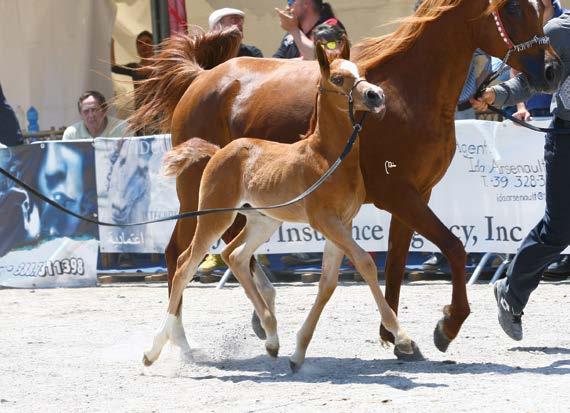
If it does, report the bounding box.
[1,278,569,412]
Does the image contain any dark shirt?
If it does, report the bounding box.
[238,44,263,58]
[0,83,24,146]
[273,17,343,59]
[111,62,147,82]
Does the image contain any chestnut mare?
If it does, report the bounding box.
[142,43,423,369]
[131,0,561,356]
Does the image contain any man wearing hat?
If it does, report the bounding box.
[208,7,263,58]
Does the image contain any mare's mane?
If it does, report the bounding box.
[355,0,509,70]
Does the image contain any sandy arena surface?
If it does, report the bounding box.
[1,278,569,412]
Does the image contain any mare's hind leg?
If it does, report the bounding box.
[143,211,237,366]
[381,183,470,352]
[290,239,344,371]
[221,213,282,357]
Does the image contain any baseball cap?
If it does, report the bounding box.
[208,8,245,29]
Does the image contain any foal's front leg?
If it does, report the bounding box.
[290,240,344,372]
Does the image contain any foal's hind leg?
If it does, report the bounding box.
[221,213,282,357]
[143,211,237,366]
[250,260,275,340]
[290,239,344,371]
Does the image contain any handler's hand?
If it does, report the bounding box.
[469,88,496,112]
[512,108,532,122]
[275,7,299,32]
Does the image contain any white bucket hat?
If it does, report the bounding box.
[208,8,245,30]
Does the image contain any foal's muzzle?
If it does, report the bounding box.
[364,88,385,113]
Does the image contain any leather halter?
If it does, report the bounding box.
[319,77,368,129]
[489,0,550,74]
[477,0,550,97]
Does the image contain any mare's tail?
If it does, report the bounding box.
[128,26,242,134]
[162,138,220,177]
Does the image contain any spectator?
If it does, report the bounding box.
[0,82,24,147]
[111,31,155,113]
[208,8,263,57]
[471,5,570,341]
[273,0,344,60]
[111,31,154,84]
[62,91,127,140]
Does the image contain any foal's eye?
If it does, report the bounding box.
[330,76,344,86]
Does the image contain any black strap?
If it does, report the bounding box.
[475,73,570,135]
[485,105,570,134]
[0,114,367,228]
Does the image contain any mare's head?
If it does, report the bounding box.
[315,37,386,117]
[474,0,562,90]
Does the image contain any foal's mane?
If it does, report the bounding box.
[355,0,509,70]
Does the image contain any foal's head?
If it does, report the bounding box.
[315,39,386,117]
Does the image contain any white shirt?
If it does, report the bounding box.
[62,116,128,140]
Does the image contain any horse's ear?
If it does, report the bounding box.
[340,37,350,61]
[316,43,330,75]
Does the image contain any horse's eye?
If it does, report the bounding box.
[330,76,344,86]
[506,0,522,16]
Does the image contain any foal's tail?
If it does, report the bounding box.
[162,138,220,177]
[128,26,243,134]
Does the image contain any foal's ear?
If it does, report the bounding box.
[340,38,350,61]
[316,43,330,75]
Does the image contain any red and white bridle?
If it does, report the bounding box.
[490,0,550,58]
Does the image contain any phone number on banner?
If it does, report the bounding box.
[480,174,545,189]
[2,258,86,277]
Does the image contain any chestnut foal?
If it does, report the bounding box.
[143,43,418,371]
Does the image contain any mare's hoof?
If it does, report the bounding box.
[433,318,452,353]
[266,345,279,359]
[251,311,267,340]
[379,325,395,344]
[394,340,424,361]
[289,359,302,373]
[142,354,153,367]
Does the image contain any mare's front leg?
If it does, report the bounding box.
[382,183,470,352]
[290,239,344,372]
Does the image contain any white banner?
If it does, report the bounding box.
[0,142,99,288]
[91,119,559,255]
[0,238,98,288]
[95,136,177,253]
[211,119,556,255]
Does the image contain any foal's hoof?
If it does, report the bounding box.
[289,359,302,373]
[266,345,279,358]
[251,311,267,340]
[142,354,154,367]
[433,318,452,353]
[394,340,424,361]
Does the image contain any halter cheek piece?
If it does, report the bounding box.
[319,77,368,130]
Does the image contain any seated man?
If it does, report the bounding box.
[63,90,127,140]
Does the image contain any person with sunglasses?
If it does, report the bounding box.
[273,0,345,60]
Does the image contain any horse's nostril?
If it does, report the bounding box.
[366,89,380,102]
[545,61,561,87]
